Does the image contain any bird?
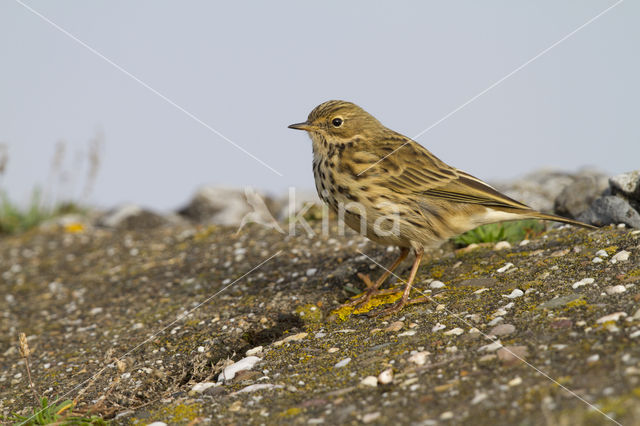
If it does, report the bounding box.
[288,100,596,316]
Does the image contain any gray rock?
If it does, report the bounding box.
[610,170,640,201]
[493,169,578,213]
[96,204,169,230]
[178,186,278,227]
[554,175,609,219]
[578,195,640,228]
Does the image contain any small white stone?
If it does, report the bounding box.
[432,323,446,332]
[398,330,417,337]
[131,323,144,330]
[430,280,445,289]
[471,392,488,404]
[306,268,318,276]
[444,327,464,336]
[362,412,381,423]
[572,278,595,289]
[197,346,205,353]
[488,317,503,326]
[611,250,631,264]
[595,249,609,258]
[606,285,626,295]
[408,351,430,366]
[587,354,600,363]
[328,347,339,353]
[360,376,378,387]
[592,257,604,263]
[191,382,216,393]
[633,309,640,320]
[378,368,394,384]
[474,288,489,294]
[440,411,454,420]
[508,376,522,386]
[597,312,627,324]
[218,356,262,382]
[478,340,503,352]
[334,357,351,368]
[246,346,263,356]
[503,289,524,299]
[497,263,514,273]
[629,330,640,338]
[89,307,103,315]
[494,241,511,250]
[519,239,530,246]
[148,422,168,426]
[237,383,278,393]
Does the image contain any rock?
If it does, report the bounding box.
[489,324,516,336]
[554,175,609,218]
[497,263,514,273]
[362,412,381,423]
[503,289,524,299]
[494,241,511,250]
[609,170,640,201]
[596,312,627,323]
[429,280,445,289]
[605,285,626,295]
[334,358,351,368]
[610,250,631,264]
[273,332,308,347]
[493,169,576,213]
[443,328,464,336]
[96,204,171,230]
[497,346,529,364]
[508,377,523,386]
[578,196,640,228]
[538,294,582,309]
[178,186,278,227]
[246,346,263,356]
[478,340,503,352]
[191,382,217,394]
[385,321,404,332]
[408,351,430,366]
[572,278,595,289]
[218,356,261,382]
[236,383,280,393]
[378,368,393,384]
[360,376,378,387]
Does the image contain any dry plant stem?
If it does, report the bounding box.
[18,333,40,403]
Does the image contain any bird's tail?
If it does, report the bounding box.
[526,211,597,230]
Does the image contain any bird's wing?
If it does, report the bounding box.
[363,138,531,211]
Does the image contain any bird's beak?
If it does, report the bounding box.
[288,121,314,131]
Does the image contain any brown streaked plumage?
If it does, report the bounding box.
[289,100,596,316]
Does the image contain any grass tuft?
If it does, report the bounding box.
[453,219,546,246]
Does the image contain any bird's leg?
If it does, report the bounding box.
[342,247,409,308]
[375,248,428,317]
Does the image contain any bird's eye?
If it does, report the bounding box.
[332,117,343,127]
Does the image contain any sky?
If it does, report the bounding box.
[1,1,638,211]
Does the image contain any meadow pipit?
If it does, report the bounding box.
[289,100,595,316]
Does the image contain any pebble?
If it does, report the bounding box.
[408,351,430,366]
[592,257,604,263]
[497,263,514,273]
[444,327,464,336]
[430,280,445,289]
[362,412,381,423]
[489,324,516,336]
[605,285,626,295]
[191,382,216,393]
[633,309,640,320]
[508,376,522,386]
[478,340,503,352]
[503,289,524,299]
[236,383,279,393]
[148,423,167,426]
[587,354,600,363]
[432,323,446,332]
[488,317,503,326]
[597,312,627,323]
[595,249,609,258]
[398,330,417,337]
[572,278,595,289]
[360,376,378,387]
[378,368,394,384]
[272,332,308,347]
[519,239,530,246]
[385,321,404,332]
[630,330,640,338]
[218,356,261,382]
[328,347,340,353]
[471,392,488,404]
[440,411,454,420]
[306,268,317,276]
[334,358,351,368]
[611,250,631,264]
[494,241,511,250]
[246,346,263,356]
[497,346,529,363]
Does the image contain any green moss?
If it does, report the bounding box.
[133,402,202,424]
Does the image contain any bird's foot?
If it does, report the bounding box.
[339,272,399,309]
[370,296,430,318]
